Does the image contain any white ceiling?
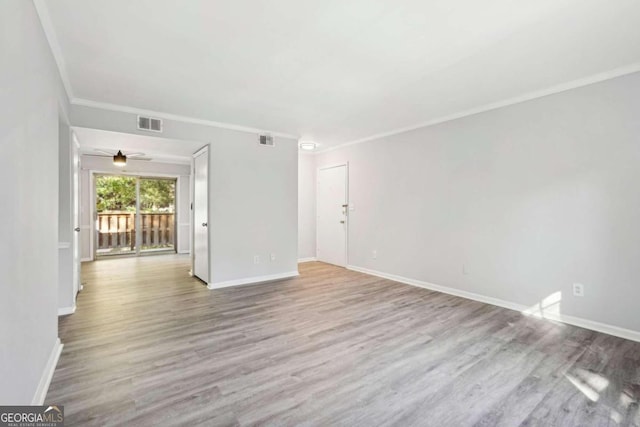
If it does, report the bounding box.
[43,0,640,148]
[75,127,205,164]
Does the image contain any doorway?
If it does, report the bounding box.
[317,163,348,267]
[94,174,177,258]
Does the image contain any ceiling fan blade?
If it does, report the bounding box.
[83,151,153,161]
[94,149,113,156]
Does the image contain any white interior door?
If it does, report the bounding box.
[193,147,209,283]
[317,164,347,267]
[72,134,80,296]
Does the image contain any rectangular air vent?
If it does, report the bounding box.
[259,134,275,147]
[137,115,163,133]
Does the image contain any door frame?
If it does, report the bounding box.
[191,145,210,285]
[89,170,181,259]
[316,162,349,267]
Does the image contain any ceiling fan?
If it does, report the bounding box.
[86,149,152,166]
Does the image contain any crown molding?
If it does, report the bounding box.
[317,62,640,154]
[32,0,640,153]
[33,0,74,101]
[33,0,298,140]
[71,98,299,140]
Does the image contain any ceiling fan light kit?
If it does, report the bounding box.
[113,150,127,166]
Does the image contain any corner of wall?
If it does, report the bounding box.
[31,338,63,405]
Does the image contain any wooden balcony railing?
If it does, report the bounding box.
[97,212,175,251]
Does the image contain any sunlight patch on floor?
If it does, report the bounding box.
[521,291,562,319]
[564,367,609,402]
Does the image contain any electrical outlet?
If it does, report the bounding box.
[270,253,276,262]
[372,250,377,259]
[573,283,584,297]
[254,255,260,264]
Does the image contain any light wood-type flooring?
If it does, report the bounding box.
[47,255,640,426]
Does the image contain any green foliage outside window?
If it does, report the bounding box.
[96,175,175,212]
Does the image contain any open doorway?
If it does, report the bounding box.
[74,128,205,291]
[94,174,177,258]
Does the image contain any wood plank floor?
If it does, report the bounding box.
[47,255,640,426]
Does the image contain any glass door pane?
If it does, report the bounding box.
[139,178,176,253]
[95,175,137,257]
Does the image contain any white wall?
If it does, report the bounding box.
[316,71,640,335]
[298,153,316,260]
[72,105,299,285]
[79,155,191,260]
[0,1,69,404]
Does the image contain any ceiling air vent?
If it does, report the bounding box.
[137,115,163,133]
[259,134,275,147]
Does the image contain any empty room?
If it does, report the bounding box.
[2,0,640,426]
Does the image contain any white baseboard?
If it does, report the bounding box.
[539,312,640,343]
[32,338,63,405]
[347,265,640,343]
[80,257,92,263]
[298,257,317,263]
[208,271,299,289]
[57,305,76,316]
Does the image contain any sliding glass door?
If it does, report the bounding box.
[139,178,176,253]
[95,174,176,258]
[95,175,137,256]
